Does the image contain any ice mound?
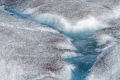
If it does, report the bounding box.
[86,27,120,80]
[93,27,120,51]
[86,43,120,80]
[28,2,120,35]
[0,9,77,80]
[2,0,120,35]
[31,13,106,34]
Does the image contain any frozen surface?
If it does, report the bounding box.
[87,27,120,80]
[1,0,120,80]
[0,7,76,80]
[2,0,120,34]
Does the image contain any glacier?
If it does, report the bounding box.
[1,0,120,80]
[0,6,76,80]
[86,27,120,80]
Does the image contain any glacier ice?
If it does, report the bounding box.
[1,0,120,80]
[87,27,120,80]
[86,43,120,80]
[3,0,120,34]
[0,7,77,80]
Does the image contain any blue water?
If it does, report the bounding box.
[4,5,31,19]
[4,7,101,80]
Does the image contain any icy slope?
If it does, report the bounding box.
[87,27,120,80]
[1,0,120,80]
[2,0,120,34]
[0,7,77,80]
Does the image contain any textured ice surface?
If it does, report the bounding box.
[87,27,120,80]
[86,43,120,80]
[0,7,77,80]
[1,0,120,80]
[2,0,120,34]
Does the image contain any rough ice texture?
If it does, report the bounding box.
[87,27,120,80]
[86,43,120,80]
[0,8,76,80]
[1,0,120,80]
[2,0,120,34]
[93,27,120,51]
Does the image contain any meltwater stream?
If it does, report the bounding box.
[3,6,100,80]
[2,0,120,79]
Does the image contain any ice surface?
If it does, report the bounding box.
[0,8,77,80]
[87,27,120,80]
[86,43,120,80]
[2,0,120,34]
[93,27,120,50]
[1,0,120,80]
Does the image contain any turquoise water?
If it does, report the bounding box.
[4,7,101,80]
